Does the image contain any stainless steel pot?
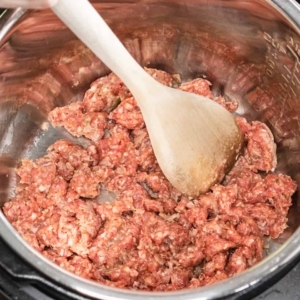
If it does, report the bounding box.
[0,1,300,299]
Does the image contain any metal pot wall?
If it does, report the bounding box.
[1,0,300,299]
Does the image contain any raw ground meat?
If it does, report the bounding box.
[3,68,296,291]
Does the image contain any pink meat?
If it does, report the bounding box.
[145,67,181,87]
[82,72,131,113]
[179,78,214,99]
[49,102,108,142]
[109,97,144,129]
[2,68,296,291]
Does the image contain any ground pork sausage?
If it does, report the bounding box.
[3,69,296,291]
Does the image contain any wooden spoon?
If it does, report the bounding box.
[50,0,242,196]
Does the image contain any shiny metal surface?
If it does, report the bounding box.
[0,0,300,299]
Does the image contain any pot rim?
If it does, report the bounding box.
[1,0,300,299]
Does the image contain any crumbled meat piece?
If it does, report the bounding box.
[131,128,158,172]
[180,78,238,112]
[109,97,144,129]
[82,72,131,113]
[69,166,101,198]
[235,117,277,171]
[48,139,99,168]
[214,96,238,113]
[48,101,83,129]
[197,270,228,287]
[175,237,205,268]
[42,251,95,279]
[3,68,296,292]
[47,176,68,202]
[88,215,140,267]
[77,111,108,142]
[179,78,214,99]
[136,172,177,213]
[97,124,136,170]
[49,102,108,142]
[224,155,295,239]
[16,156,56,195]
[203,252,228,276]
[145,67,181,87]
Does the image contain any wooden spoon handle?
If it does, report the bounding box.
[51,0,158,107]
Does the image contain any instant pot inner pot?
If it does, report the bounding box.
[1,0,300,298]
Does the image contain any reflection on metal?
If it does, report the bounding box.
[0,7,26,45]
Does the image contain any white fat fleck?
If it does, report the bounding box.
[30,212,37,220]
[156,232,164,238]
[100,232,107,238]
[236,257,243,266]
[38,185,46,192]
[40,122,49,131]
